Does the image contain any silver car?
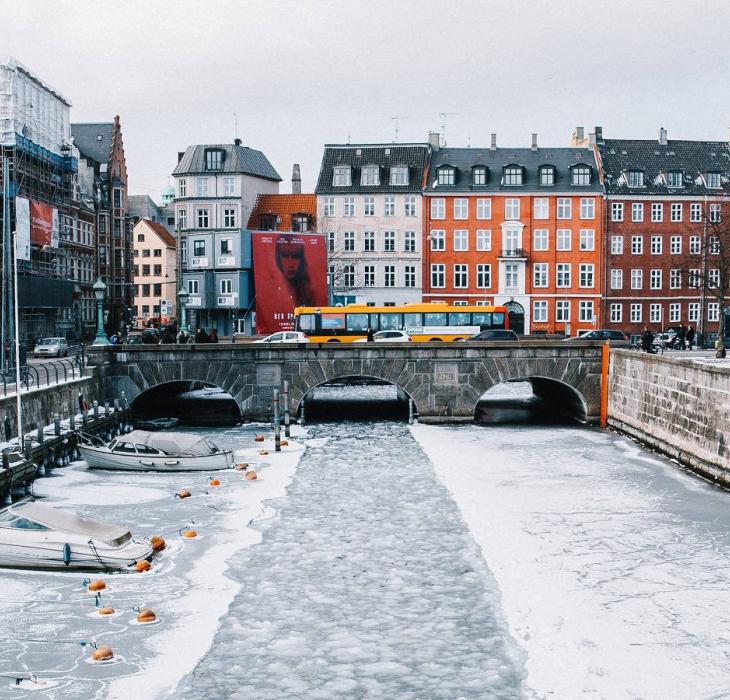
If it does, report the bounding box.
[33,337,69,358]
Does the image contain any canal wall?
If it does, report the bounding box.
[608,349,730,486]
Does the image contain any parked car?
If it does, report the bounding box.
[563,329,628,341]
[254,331,309,344]
[33,337,69,358]
[468,329,519,341]
[354,330,412,343]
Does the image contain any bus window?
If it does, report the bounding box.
[424,312,447,326]
[321,313,346,330]
[368,314,380,331]
[380,313,403,330]
[472,312,492,327]
[346,313,369,332]
[297,314,317,332]
[449,312,472,326]
[492,312,506,328]
[404,312,423,328]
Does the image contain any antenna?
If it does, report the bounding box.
[438,112,457,147]
[391,116,410,143]
[233,112,238,140]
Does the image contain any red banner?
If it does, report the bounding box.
[30,201,58,248]
[253,232,327,334]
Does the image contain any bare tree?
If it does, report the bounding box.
[318,217,362,299]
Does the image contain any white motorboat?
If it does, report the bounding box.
[79,430,235,472]
[0,500,153,570]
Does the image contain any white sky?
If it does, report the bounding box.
[5,0,730,198]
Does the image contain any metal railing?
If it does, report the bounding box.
[0,351,85,397]
[498,248,528,259]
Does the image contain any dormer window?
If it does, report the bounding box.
[707,171,721,188]
[292,214,310,232]
[204,148,224,171]
[390,165,409,185]
[333,166,352,186]
[628,170,644,188]
[503,165,523,186]
[437,167,455,185]
[539,166,555,186]
[571,165,591,186]
[360,165,380,186]
[667,170,683,188]
[472,166,487,185]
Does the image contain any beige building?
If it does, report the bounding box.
[132,219,177,327]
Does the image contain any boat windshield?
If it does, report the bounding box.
[0,512,50,530]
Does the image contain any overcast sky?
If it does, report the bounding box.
[5,0,730,198]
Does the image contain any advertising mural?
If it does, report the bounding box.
[14,196,31,260]
[252,232,327,334]
[29,201,59,248]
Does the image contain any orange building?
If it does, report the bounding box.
[248,193,317,232]
[423,135,604,335]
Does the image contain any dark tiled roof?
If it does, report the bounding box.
[247,194,317,229]
[427,147,602,193]
[598,139,730,195]
[172,143,281,181]
[71,123,114,164]
[315,144,430,194]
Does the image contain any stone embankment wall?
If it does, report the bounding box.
[608,349,730,486]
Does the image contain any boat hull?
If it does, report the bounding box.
[79,445,235,472]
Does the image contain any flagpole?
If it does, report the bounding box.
[12,230,22,451]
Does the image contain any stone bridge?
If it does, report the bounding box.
[88,340,608,423]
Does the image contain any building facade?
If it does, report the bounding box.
[172,140,281,335]
[248,193,317,232]
[315,143,429,305]
[423,135,604,335]
[132,219,177,327]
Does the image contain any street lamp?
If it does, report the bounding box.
[92,278,109,346]
[178,287,189,335]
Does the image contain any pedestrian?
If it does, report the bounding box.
[641,327,655,353]
[177,329,189,344]
[78,392,85,413]
[366,327,374,342]
[686,326,695,350]
[194,328,209,343]
[676,324,687,350]
[209,329,219,343]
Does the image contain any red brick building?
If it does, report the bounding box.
[248,194,317,232]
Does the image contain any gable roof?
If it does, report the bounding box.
[172,143,281,181]
[71,123,114,164]
[598,138,730,195]
[136,219,176,248]
[247,194,317,229]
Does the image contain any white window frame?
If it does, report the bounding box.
[579,263,594,288]
[610,269,623,289]
[630,269,643,289]
[650,269,662,290]
[223,177,235,196]
[533,198,549,219]
[363,196,375,216]
[430,230,445,251]
[533,229,549,251]
[651,203,663,223]
[649,303,661,324]
[360,165,380,186]
[690,203,702,222]
[390,166,409,186]
[688,303,700,322]
[579,197,595,220]
[476,263,491,288]
[431,263,445,288]
[453,230,468,251]
[578,300,594,322]
[670,202,682,222]
[343,197,355,217]
[333,166,352,187]
[453,264,468,288]
[556,229,571,251]
[196,178,208,197]
[579,229,594,251]
[533,300,548,323]
[476,198,492,220]
[630,303,642,323]
[384,195,395,217]
[611,235,624,255]
[650,235,662,255]
[323,197,335,217]
[631,235,643,255]
[404,196,416,217]
[556,300,570,322]
[557,198,571,220]
[220,278,233,295]
[476,230,492,251]
[632,202,644,222]
[610,303,622,323]
[611,202,624,222]
[404,231,416,253]
[431,198,445,220]
[669,303,680,323]
[505,199,520,220]
[670,235,681,254]
[454,198,468,220]
[669,269,681,289]
[556,263,571,288]
[533,263,548,288]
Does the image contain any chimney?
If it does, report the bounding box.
[177,151,184,163]
[588,131,596,146]
[571,126,589,147]
[490,133,497,151]
[594,126,603,144]
[292,164,301,194]
[659,127,667,145]
[575,126,584,141]
[531,133,538,151]
[428,131,440,151]
[234,138,242,147]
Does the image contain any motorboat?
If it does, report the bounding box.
[78,430,235,472]
[0,500,153,570]
[134,417,179,431]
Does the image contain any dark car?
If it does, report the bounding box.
[563,329,628,341]
[141,329,160,344]
[469,329,520,341]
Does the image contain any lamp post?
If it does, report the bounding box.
[92,278,109,346]
[178,287,189,335]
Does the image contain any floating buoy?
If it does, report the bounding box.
[135,559,152,573]
[235,462,248,471]
[209,478,221,487]
[182,529,197,539]
[88,579,106,592]
[259,449,268,456]
[176,490,191,499]
[63,542,71,566]
[92,645,114,661]
[281,439,289,447]
[150,535,166,552]
[136,608,157,623]
[254,435,264,442]
[245,470,258,480]
[98,606,115,616]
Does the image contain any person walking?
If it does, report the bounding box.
[209,329,219,343]
[676,324,687,350]
[194,328,209,343]
[686,326,695,350]
[641,327,656,353]
[366,327,375,342]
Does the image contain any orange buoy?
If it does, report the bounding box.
[88,579,106,592]
[209,478,221,487]
[135,559,152,572]
[254,435,265,442]
[259,449,268,456]
[98,606,115,616]
[182,529,197,539]
[235,462,248,471]
[245,470,258,480]
[281,439,289,447]
[150,535,166,552]
[177,490,191,499]
[136,608,157,623]
[92,645,114,661]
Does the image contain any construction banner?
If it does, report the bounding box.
[29,200,59,248]
[252,232,327,334]
[14,196,31,260]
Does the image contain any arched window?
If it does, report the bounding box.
[539,166,555,186]
[571,165,592,186]
[503,165,523,186]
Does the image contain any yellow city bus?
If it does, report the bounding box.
[294,303,509,342]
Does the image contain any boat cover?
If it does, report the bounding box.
[11,502,131,546]
[120,430,222,456]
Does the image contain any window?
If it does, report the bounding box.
[505,199,520,220]
[142,284,150,296]
[631,235,643,254]
[708,303,720,322]
[333,166,351,186]
[649,303,661,323]
[323,197,335,217]
[196,178,208,197]
[670,203,682,222]
[612,202,624,221]
[390,166,409,185]
[533,300,548,322]
[667,171,682,188]
[579,300,594,322]
[361,165,380,186]
[476,230,491,251]
[363,196,375,216]
[384,265,395,287]
[197,208,209,228]
[454,230,468,251]
[437,167,455,185]
[579,229,594,251]
[650,235,662,255]
[405,196,416,216]
[223,177,235,196]
[404,231,416,253]
[343,197,355,216]
[572,166,591,186]
[533,263,548,287]
[344,231,355,252]
[533,229,548,251]
[669,303,680,323]
[504,263,519,289]
[630,303,642,323]
[404,265,416,287]
[205,149,223,170]
[473,167,487,185]
[670,269,681,289]
[327,231,335,252]
[153,249,162,257]
[650,269,662,289]
[223,208,236,228]
[707,172,721,188]
[688,269,700,288]
[710,236,720,254]
[383,231,395,252]
[579,198,595,220]
[153,264,162,276]
[476,198,492,219]
[533,198,549,219]
[557,229,571,251]
[364,231,375,252]
[220,238,233,255]
[430,230,445,251]
[193,240,205,256]
[454,198,468,219]
[689,236,701,254]
[557,198,571,219]
[631,202,644,222]
[476,264,491,288]
[556,263,571,287]
[579,264,594,288]
[187,279,199,295]
[431,198,445,219]
[179,179,187,197]
[610,303,623,323]
[628,171,644,187]
[343,265,355,287]
[220,278,232,294]
[431,263,445,288]
[709,268,720,288]
[651,203,663,222]
[688,303,700,322]
[142,249,151,257]
[631,269,643,289]
[690,203,702,222]
[710,203,721,222]
[363,265,375,287]
[556,301,570,322]
[453,264,468,288]
[539,167,554,186]
[610,269,623,289]
[504,166,523,185]
[384,195,395,217]
[611,235,624,254]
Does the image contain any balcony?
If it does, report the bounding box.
[498,248,528,260]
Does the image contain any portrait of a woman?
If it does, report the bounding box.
[275,235,317,307]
